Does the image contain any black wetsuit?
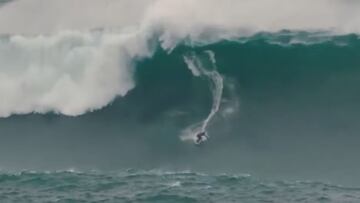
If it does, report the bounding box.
[196,132,207,143]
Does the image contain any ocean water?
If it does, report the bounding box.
[1,170,360,203]
[2,0,360,202]
[2,32,360,202]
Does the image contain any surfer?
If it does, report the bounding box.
[195,131,208,144]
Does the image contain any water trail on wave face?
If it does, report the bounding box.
[181,51,224,143]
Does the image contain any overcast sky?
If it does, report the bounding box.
[0,0,359,34]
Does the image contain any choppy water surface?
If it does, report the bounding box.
[0,170,359,203]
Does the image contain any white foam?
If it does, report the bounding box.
[143,0,360,49]
[0,30,152,117]
[168,181,181,187]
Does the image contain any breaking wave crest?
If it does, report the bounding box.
[1,0,360,117]
[0,30,152,117]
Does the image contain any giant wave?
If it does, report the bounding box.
[2,0,360,186]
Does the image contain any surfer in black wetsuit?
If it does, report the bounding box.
[195,131,207,144]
